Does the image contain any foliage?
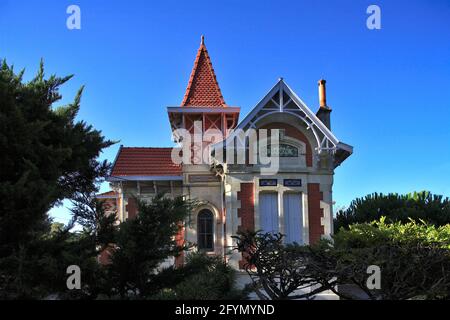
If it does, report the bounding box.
[232,221,450,300]
[151,252,246,300]
[327,218,450,299]
[332,191,450,299]
[106,194,196,298]
[0,59,113,249]
[334,191,450,231]
[0,60,115,299]
[232,230,329,300]
[0,197,116,299]
[69,192,118,253]
[334,217,450,249]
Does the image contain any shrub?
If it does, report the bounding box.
[330,218,450,299]
[152,252,246,300]
[334,191,450,231]
[231,221,450,300]
[334,217,450,249]
[232,230,330,300]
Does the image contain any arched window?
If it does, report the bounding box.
[197,209,214,251]
[267,144,299,157]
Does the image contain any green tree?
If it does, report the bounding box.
[0,60,114,298]
[328,218,450,299]
[106,194,196,298]
[334,191,450,231]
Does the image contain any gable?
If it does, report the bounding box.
[221,78,353,167]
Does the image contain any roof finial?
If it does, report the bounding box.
[201,35,205,45]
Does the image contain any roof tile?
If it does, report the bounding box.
[181,37,226,107]
[110,147,182,177]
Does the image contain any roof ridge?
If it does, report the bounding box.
[181,36,226,107]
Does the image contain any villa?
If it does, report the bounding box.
[99,37,353,269]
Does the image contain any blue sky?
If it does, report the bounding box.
[1,0,449,224]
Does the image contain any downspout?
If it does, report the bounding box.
[119,181,124,222]
[221,175,227,262]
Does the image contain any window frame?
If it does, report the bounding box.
[197,209,214,252]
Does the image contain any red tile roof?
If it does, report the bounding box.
[110,147,182,177]
[181,36,226,107]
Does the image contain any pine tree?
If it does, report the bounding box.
[107,194,196,298]
[0,60,115,298]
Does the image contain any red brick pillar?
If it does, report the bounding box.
[307,183,324,244]
[126,197,138,219]
[237,183,255,269]
[174,225,185,267]
[98,245,114,265]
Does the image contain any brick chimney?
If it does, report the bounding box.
[316,79,332,129]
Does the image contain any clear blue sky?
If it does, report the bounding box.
[1,0,449,224]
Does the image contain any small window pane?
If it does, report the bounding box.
[267,144,299,157]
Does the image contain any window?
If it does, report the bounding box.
[259,179,278,187]
[283,193,303,244]
[267,144,299,157]
[259,193,279,233]
[197,209,214,251]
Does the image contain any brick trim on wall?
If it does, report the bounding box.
[237,183,255,233]
[98,245,113,265]
[237,182,255,269]
[307,183,324,244]
[126,197,138,220]
[174,225,185,267]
